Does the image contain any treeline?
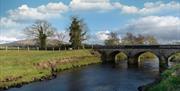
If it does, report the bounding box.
[104,32,158,46]
[23,16,159,50]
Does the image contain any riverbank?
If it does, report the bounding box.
[139,64,180,91]
[0,50,101,90]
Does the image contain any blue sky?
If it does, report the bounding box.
[0,0,180,44]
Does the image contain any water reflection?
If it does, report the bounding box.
[115,60,128,69]
[114,58,160,80]
[6,60,159,91]
[138,58,159,70]
[67,69,85,91]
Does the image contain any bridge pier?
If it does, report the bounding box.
[101,53,114,63]
[127,57,138,65]
[106,55,115,63]
[159,56,168,69]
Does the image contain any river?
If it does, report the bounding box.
[5,60,159,91]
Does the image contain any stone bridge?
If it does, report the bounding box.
[94,45,180,68]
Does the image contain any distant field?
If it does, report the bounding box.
[0,50,101,89]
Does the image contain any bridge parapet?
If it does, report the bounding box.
[94,45,180,49]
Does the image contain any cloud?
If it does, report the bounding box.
[120,16,180,43]
[1,2,68,27]
[138,1,180,15]
[96,30,110,41]
[2,1,179,23]
[69,0,114,11]
[86,30,110,44]
[0,16,29,43]
[114,1,180,14]
[69,0,180,15]
[0,17,20,29]
[0,36,19,44]
[0,28,26,44]
[113,2,139,14]
[0,17,25,44]
[8,2,68,22]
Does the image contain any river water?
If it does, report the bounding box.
[6,60,159,91]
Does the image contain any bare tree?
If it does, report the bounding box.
[104,32,120,46]
[145,35,158,45]
[56,32,66,44]
[24,20,56,49]
[121,32,158,45]
[135,34,145,44]
[121,32,136,45]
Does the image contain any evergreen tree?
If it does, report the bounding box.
[69,16,87,49]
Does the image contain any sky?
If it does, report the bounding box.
[0,0,180,44]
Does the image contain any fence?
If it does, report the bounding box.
[0,45,96,52]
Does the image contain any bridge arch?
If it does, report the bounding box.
[167,52,180,67]
[134,51,159,61]
[167,52,180,61]
[127,50,159,64]
[109,50,127,63]
[134,51,159,68]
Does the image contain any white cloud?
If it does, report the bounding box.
[113,2,139,14]
[96,30,110,41]
[0,28,25,44]
[0,16,29,44]
[0,17,25,44]
[121,16,180,43]
[86,30,110,44]
[1,2,68,28]
[114,1,180,14]
[8,2,68,22]
[0,17,20,29]
[37,2,68,14]
[138,1,180,15]
[69,0,180,14]
[0,36,19,44]
[69,0,114,11]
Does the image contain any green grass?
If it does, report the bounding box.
[170,53,180,62]
[0,50,101,89]
[148,64,180,91]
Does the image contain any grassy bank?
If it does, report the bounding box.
[147,64,180,91]
[0,50,101,89]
